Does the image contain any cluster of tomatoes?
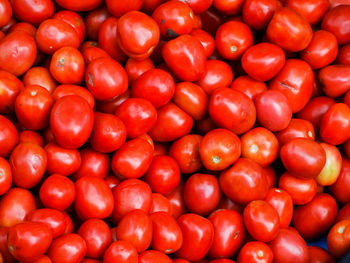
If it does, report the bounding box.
[0,0,350,262]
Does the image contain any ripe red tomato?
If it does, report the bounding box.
[327,219,350,259]
[337,44,350,65]
[319,65,350,98]
[286,0,329,25]
[150,193,172,214]
[106,0,143,17]
[237,241,273,263]
[0,0,12,27]
[329,158,350,204]
[308,246,336,263]
[103,240,138,263]
[213,0,245,15]
[242,0,278,30]
[23,67,57,95]
[53,11,85,44]
[0,115,18,157]
[276,118,315,146]
[52,84,95,108]
[208,209,245,258]
[125,58,154,84]
[0,157,12,195]
[0,70,24,114]
[85,7,111,40]
[55,0,103,11]
[190,29,215,58]
[336,203,350,223]
[139,250,172,263]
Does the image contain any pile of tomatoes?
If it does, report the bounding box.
[0,0,350,262]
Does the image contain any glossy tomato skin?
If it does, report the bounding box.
[0,115,18,157]
[0,0,12,27]
[125,58,154,84]
[53,11,85,44]
[0,31,37,76]
[190,29,215,58]
[329,158,350,204]
[242,43,285,82]
[85,57,128,101]
[12,0,54,25]
[319,65,350,98]
[320,103,350,145]
[268,229,309,263]
[242,0,278,30]
[336,203,350,223]
[162,35,206,81]
[321,5,350,45]
[85,7,111,40]
[150,193,172,214]
[327,220,350,259]
[220,158,269,204]
[286,0,329,25]
[8,222,52,262]
[267,7,312,52]
[215,21,253,60]
[50,95,94,149]
[308,246,336,263]
[237,241,273,263]
[78,219,112,259]
[0,157,12,195]
[55,0,103,11]
[47,233,87,263]
[90,112,127,153]
[75,176,114,220]
[0,70,24,114]
[23,67,57,95]
[103,240,138,263]
[139,250,172,263]
[176,213,214,261]
[276,118,315,146]
[209,88,256,135]
[337,44,350,65]
[208,209,245,258]
[52,85,95,108]
[293,193,338,240]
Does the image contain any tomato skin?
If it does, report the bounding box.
[112,179,152,222]
[150,193,172,214]
[103,240,137,263]
[213,0,245,15]
[0,70,24,114]
[78,219,112,259]
[237,241,273,263]
[90,112,127,153]
[190,29,215,58]
[208,209,245,258]
[125,58,154,84]
[85,57,128,101]
[23,67,57,95]
[265,188,293,228]
[139,250,172,263]
[12,0,54,26]
[337,44,350,65]
[47,233,87,263]
[220,158,269,204]
[85,7,111,41]
[50,95,94,149]
[319,65,350,98]
[176,213,214,261]
[0,31,37,76]
[268,229,309,263]
[327,220,350,259]
[215,21,253,60]
[75,176,114,220]
[0,0,12,27]
[106,0,143,17]
[329,158,350,204]
[52,85,95,109]
[321,5,350,45]
[276,118,315,146]
[308,246,336,263]
[162,35,206,81]
[54,0,103,11]
[0,157,12,195]
[0,115,18,157]
[150,211,183,254]
[53,11,85,44]
[336,203,350,223]
[267,7,312,52]
[293,193,338,240]
[209,88,256,135]
[242,0,278,30]
[8,222,52,262]
[286,0,329,25]
[320,103,350,145]
[280,138,326,179]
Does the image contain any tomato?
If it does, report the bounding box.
[152,1,194,37]
[52,85,95,109]
[0,226,16,262]
[117,11,159,59]
[125,58,154,85]
[8,222,52,262]
[255,90,292,132]
[230,76,267,100]
[267,7,312,52]
[242,0,278,30]
[150,211,183,254]
[53,11,85,44]
[308,246,336,263]
[47,233,87,263]
[190,29,215,58]
[0,115,18,157]
[85,7,111,41]
[18,130,43,147]
[150,193,172,214]
[286,0,329,25]
[336,203,350,223]
[213,0,245,15]
[23,67,57,94]
[75,176,114,220]
[8,21,37,37]
[78,219,112,259]
[27,208,66,239]
[220,158,269,204]
[337,44,350,65]
[237,241,273,263]
[50,95,94,149]
[182,0,212,13]
[0,157,11,195]
[176,213,214,261]
[320,103,350,145]
[329,158,350,204]
[208,209,245,258]
[215,21,253,60]
[321,5,350,45]
[268,229,309,263]
[82,46,111,64]
[0,31,37,76]
[112,179,152,222]
[32,255,53,263]
[103,240,138,263]
[319,65,350,98]
[0,70,24,114]
[54,0,103,11]
[12,0,52,26]
[73,148,110,180]
[276,118,315,146]
[327,220,350,259]
[0,0,11,27]
[106,0,143,17]
[139,250,172,263]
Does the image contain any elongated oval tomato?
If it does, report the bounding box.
[0,115,18,157]
[0,0,12,27]
[319,65,350,98]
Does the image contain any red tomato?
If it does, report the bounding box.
[152,1,194,37]
[90,112,127,153]
[139,250,172,263]
[266,7,312,52]
[215,21,253,60]
[53,11,85,44]
[268,229,309,263]
[329,158,350,204]
[176,213,214,261]
[52,84,95,109]
[0,31,37,76]
[199,128,241,171]
[321,5,350,45]
[242,43,285,82]
[0,157,11,195]
[150,211,183,254]
[308,246,336,263]
[242,0,278,30]
[337,44,350,65]
[50,95,94,149]
[276,118,315,146]
[0,115,18,157]
[182,0,212,13]
[0,70,24,114]
[219,158,269,204]
[237,241,273,263]
[150,193,172,214]
[162,35,206,81]
[103,240,138,263]
[213,0,245,15]
[18,130,43,147]
[106,0,143,17]
[166,182,186,219]
[327,220,350,259]
[75,176,114,220]
[55,0,103,11]
[117,11,160,59]
[208,209,245,258]
[209,88,256,134]
[125,57,155,84]
[319,65,350,98]
[85,57,128,101]
[78,219,112,259]
[85,7,111,41]
[112,179,152,222]
[336,203,350,223]
[47,233,87,263]
[23,67,57,95]
[286,0,329,25]
[0,0,12,27]
[8,222,52,262]
[293,193,338,240]
[190,29,215,58]
[265,188,293,228]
